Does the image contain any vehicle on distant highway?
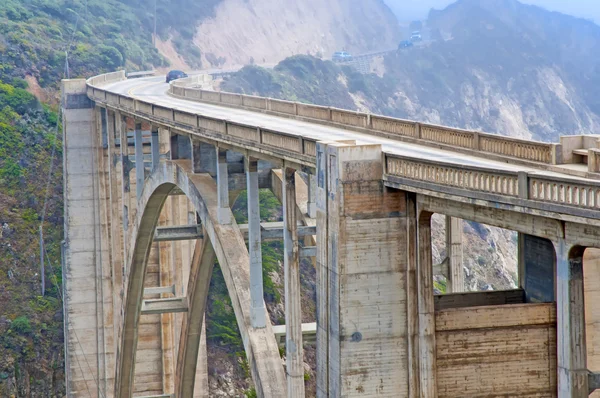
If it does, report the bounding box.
[410,31,422,42]
[166,70,188,83]
[398,40,414,49]
[332,51,353,62]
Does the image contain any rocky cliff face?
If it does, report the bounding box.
[378,0,600,142]
[192,0,401,68]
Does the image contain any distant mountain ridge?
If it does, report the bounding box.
[225,0,600,142]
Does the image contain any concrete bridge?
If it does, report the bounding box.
[62,70,600,397]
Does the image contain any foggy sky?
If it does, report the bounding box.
[384,0,600,23]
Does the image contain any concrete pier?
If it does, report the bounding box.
[247,156,267,328]
[283,166,305,397]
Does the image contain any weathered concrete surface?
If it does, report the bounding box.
[62,79,105,397]
[114,160,286,398]
[321,143,410,396]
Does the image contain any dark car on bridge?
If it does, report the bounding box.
[166,70,188,83]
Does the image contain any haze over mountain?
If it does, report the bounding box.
[385,0,600,23]
[226,0,600,142]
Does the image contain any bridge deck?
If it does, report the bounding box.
[101,76,591,183]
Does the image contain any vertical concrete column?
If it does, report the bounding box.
[134,122,145,200]
[246,156,267,328]
[106,110,124,387]
[555,240,588,397]
[315,143,329,398]
[406,193,419,397]
[324,143,408,396]
[283,166,305,398]
[216,147,231,224]
[445,216,464,292]
[307,173,317,218]
[62,79,102,396]
[151,126,160,171]
[418,211,438,397]
[117,113,131,267]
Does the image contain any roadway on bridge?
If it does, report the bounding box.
[103,76,588,180]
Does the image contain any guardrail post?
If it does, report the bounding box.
[472,132,480,150]
[518,171,529,199]
[552,143,563,165]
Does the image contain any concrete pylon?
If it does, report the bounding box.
[555,241,588,397]
[247,156,267,328]
[445,216,464,293]
[216,147,231,225]
[283,166,305,397]
[317,142,411,396]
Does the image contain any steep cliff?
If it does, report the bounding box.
[193,0,401,68]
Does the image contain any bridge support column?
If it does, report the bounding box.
[135,122,145,200]
[216,147,231,224]
[445,216,464,292]
[315,144,329,398]
[62,79,106,396]
[118,113,131,263]
[555,241,588,397]
[307,173,317,219]
[151,126,160,171]
[319,142,409,396]
[247,156,267,328]
[283,166,305,397]
[417,210,437,397]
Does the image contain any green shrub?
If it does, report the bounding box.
[11,316,32,335]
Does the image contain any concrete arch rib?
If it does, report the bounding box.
[115,160,287,398]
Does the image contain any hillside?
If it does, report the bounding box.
[0,0,404,396]
[221,0,600,292]
[193,0,401,68]
[225,0,600,143]
[0,80,63,396]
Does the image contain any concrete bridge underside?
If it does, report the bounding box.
[61,75,600,397]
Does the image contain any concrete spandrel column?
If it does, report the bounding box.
[445,216,464,293]
[151,127,159,171]
[216,147,231,224]
[307,173,317,219]
[555,240,588,397]
[246,156,267,328]
[283,166,305,398]
[117,113,130,265]
[418,211,438,398]
[315,143,329,398]
[134,122,144,200]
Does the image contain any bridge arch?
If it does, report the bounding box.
[115,160,286,397]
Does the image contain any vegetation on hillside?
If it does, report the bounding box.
[221,55,358,110]
[0,79,64,396]
[0,0,222,87]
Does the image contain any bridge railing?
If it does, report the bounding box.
[385,153,600,211]
[85,71,600,215]
[168,84,563,167]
